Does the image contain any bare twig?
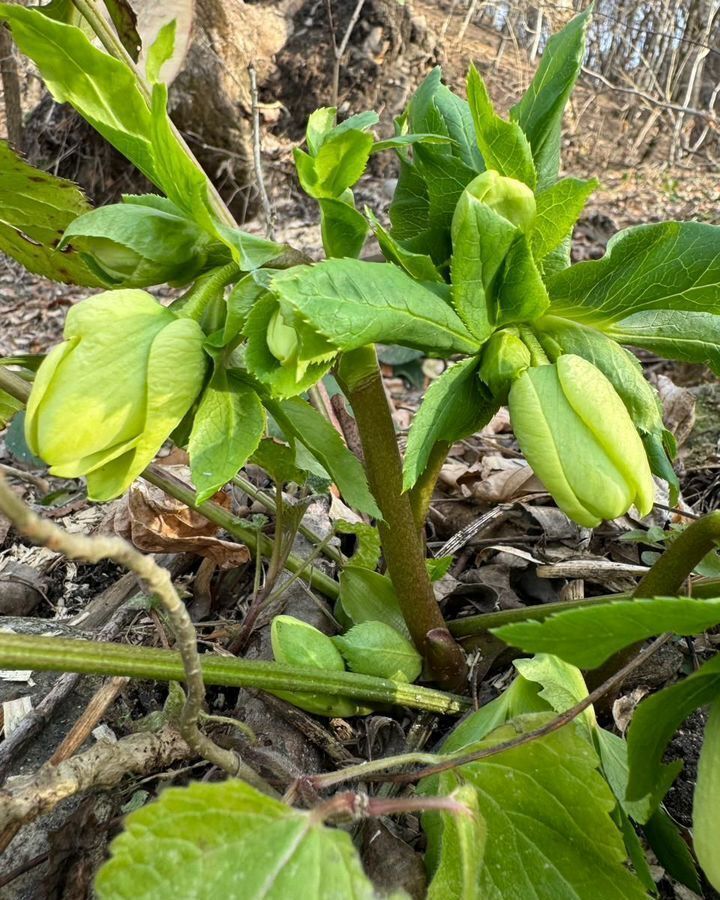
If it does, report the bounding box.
[325,0,367,108]
[48,676,129,765]
[0,472,268,789]
[247,63,275,239]
[0,21,23,150]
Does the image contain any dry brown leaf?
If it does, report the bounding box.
[109,468,249,568]
[656,374,696,447]
[455,456,545,504]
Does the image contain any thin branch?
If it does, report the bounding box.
[247,63,276,240]
[0,472,268,788]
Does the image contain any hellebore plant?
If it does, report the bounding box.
[3,3,720,897]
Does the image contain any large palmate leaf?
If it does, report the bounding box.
[0,142,101,285]
[511,7,591,188]
[95,780,378,899]
[270,397,381,519]
[0,5,157,182]
[188,372,265,504]
[271,259,479,356]
[493,596,720,669]
[466,65,536,188]
[422,714,646,899]
[626,653,720,805]
[548,221,720,325]
[403,358,497,490]
[606,309,720,374]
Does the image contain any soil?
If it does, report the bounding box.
[1,1,720,898]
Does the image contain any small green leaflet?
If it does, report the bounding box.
[333,621,422,683]
[271,397,381,519]
[188,371,265,504]
[295,129,374,199]
[466,64,536,188]
[337,566,411,640]
[606,309,720,374]
[403,358,497,491]
[271,259,479,356]
[95,780,378,900]
[145,19,176,83]
[531,177,598,261]
[425,780,485,900]
[0,389,22,429]
[511,7,591,189]
[421,713,647,899]
[318,197,368,259]
[692,698,720,892]
[366,209,443,283]
[548,221,720,325]
[493,596,720,669]
[0,141,101,286]
[626,653,720,805]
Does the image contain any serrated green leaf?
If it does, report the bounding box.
[493,596,720,669]
[271,259,479,357]
[606,309,720,374]
[513,653,595,740]
[0,5,157,183]
[423,713,647,899]
[415,148,480,234]
[271,397,381,519]
[334,520,381,571]
[549,221,720,325]
[95,780,378,899]
[511,8,591,188]
[337,566,411,640]
[306,107,337,155]
[367,210,443,283]
[466,64,536,188]
[626,654,720,806]
[403,358,497,491]
[0,141,101,285]
[425,780,485,900]
[333,621,422,683]
[318,197,368,259]
[296,129,374,199]
[188,372,265,504]
[531,178,598,260]
[388,157,431,241]
[251,438,307,486]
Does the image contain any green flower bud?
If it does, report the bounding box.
[61,200,229,288]
[508,354,655,527]
[465,170,536,233]
[25,290,208,501]
[266,308,300,366]
[478,329,532,401]
[270,615,366,717]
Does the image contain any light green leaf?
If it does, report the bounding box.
[513,653,595,740]
[0,389,22,428]
[306,107,337,155]
[531,178,598,261]
[606,309,720,374]
[372,133,453,153]
[425,780,485,900]
[367,210,443,283]
[403,358,497,491]
[626,653,720,805]
[188,372,265,504]
[337,566,411,640]
[95,780,378,899]
[493,596,720,670]
[251,438,307,486]
[271,259,479,356]
[549,221,720,325]
[319,197,368,259]
[0,5,157,183]
[145,19,175,83]
[334,520,381,571]
[271,397,381,519]
[596,728,659,824]
[295,129,374,199]
[333,621,422,683]
[0,141,101,286]
[511,8,591,188]
[466,64,536,188]
[494,233,550,326]
[423,713,647,899]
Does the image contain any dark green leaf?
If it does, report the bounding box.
[606,309,720,374]
[271,259,479,356]
[251,437,307,485]
[319,197,368,259]
[188,372,265,504]
[548,221,720,325]
[0,141,101,286]
[404,359,497,490]
[105,0,140,62]
[511,8,591,188]
[531,178,598,260]
[643,809,702,894]
[367,210,443,283]
[493,597,720,669]
[337,566,411,639]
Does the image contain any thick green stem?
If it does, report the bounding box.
[0,633,469,715]
[337,348,467,690]
[588,512,720,694]
[171,263,240,321]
